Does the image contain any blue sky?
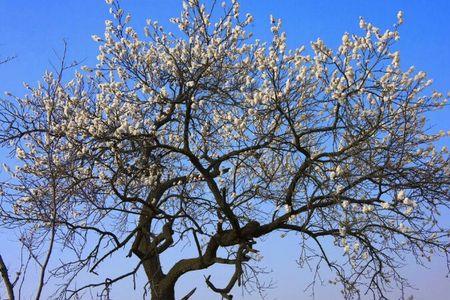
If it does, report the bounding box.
[0,1,449,299]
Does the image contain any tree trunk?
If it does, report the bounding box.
[150,285,175,300]
[142,256,175,300]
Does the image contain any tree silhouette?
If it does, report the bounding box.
[0,1,449,299]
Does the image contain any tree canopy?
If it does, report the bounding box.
[0,1,449,299]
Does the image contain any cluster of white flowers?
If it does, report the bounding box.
[380,201,391,209]
[341,200,350,209]
[362,204,374,214]
[1,3,448,292]
[397,11,404,25]
[341,238,361,256]
[16,147,26,159]
[338,222,346,234]
[397,190,406,201]
[399,222,411,234]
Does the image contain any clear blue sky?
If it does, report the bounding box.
[0,1,449,299]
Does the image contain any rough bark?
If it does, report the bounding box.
[150,283,175,300]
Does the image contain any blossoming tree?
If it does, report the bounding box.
[1,1,449,299]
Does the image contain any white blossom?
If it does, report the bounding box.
[343,244,350,254]
[341,200,350,209]
[362,204,374,214]
[362,252,369,260]
[91,35,102,42]
[16,147,26,159]
[380,201,390,209]
[397,190,405,201]
[397,11,404,25]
